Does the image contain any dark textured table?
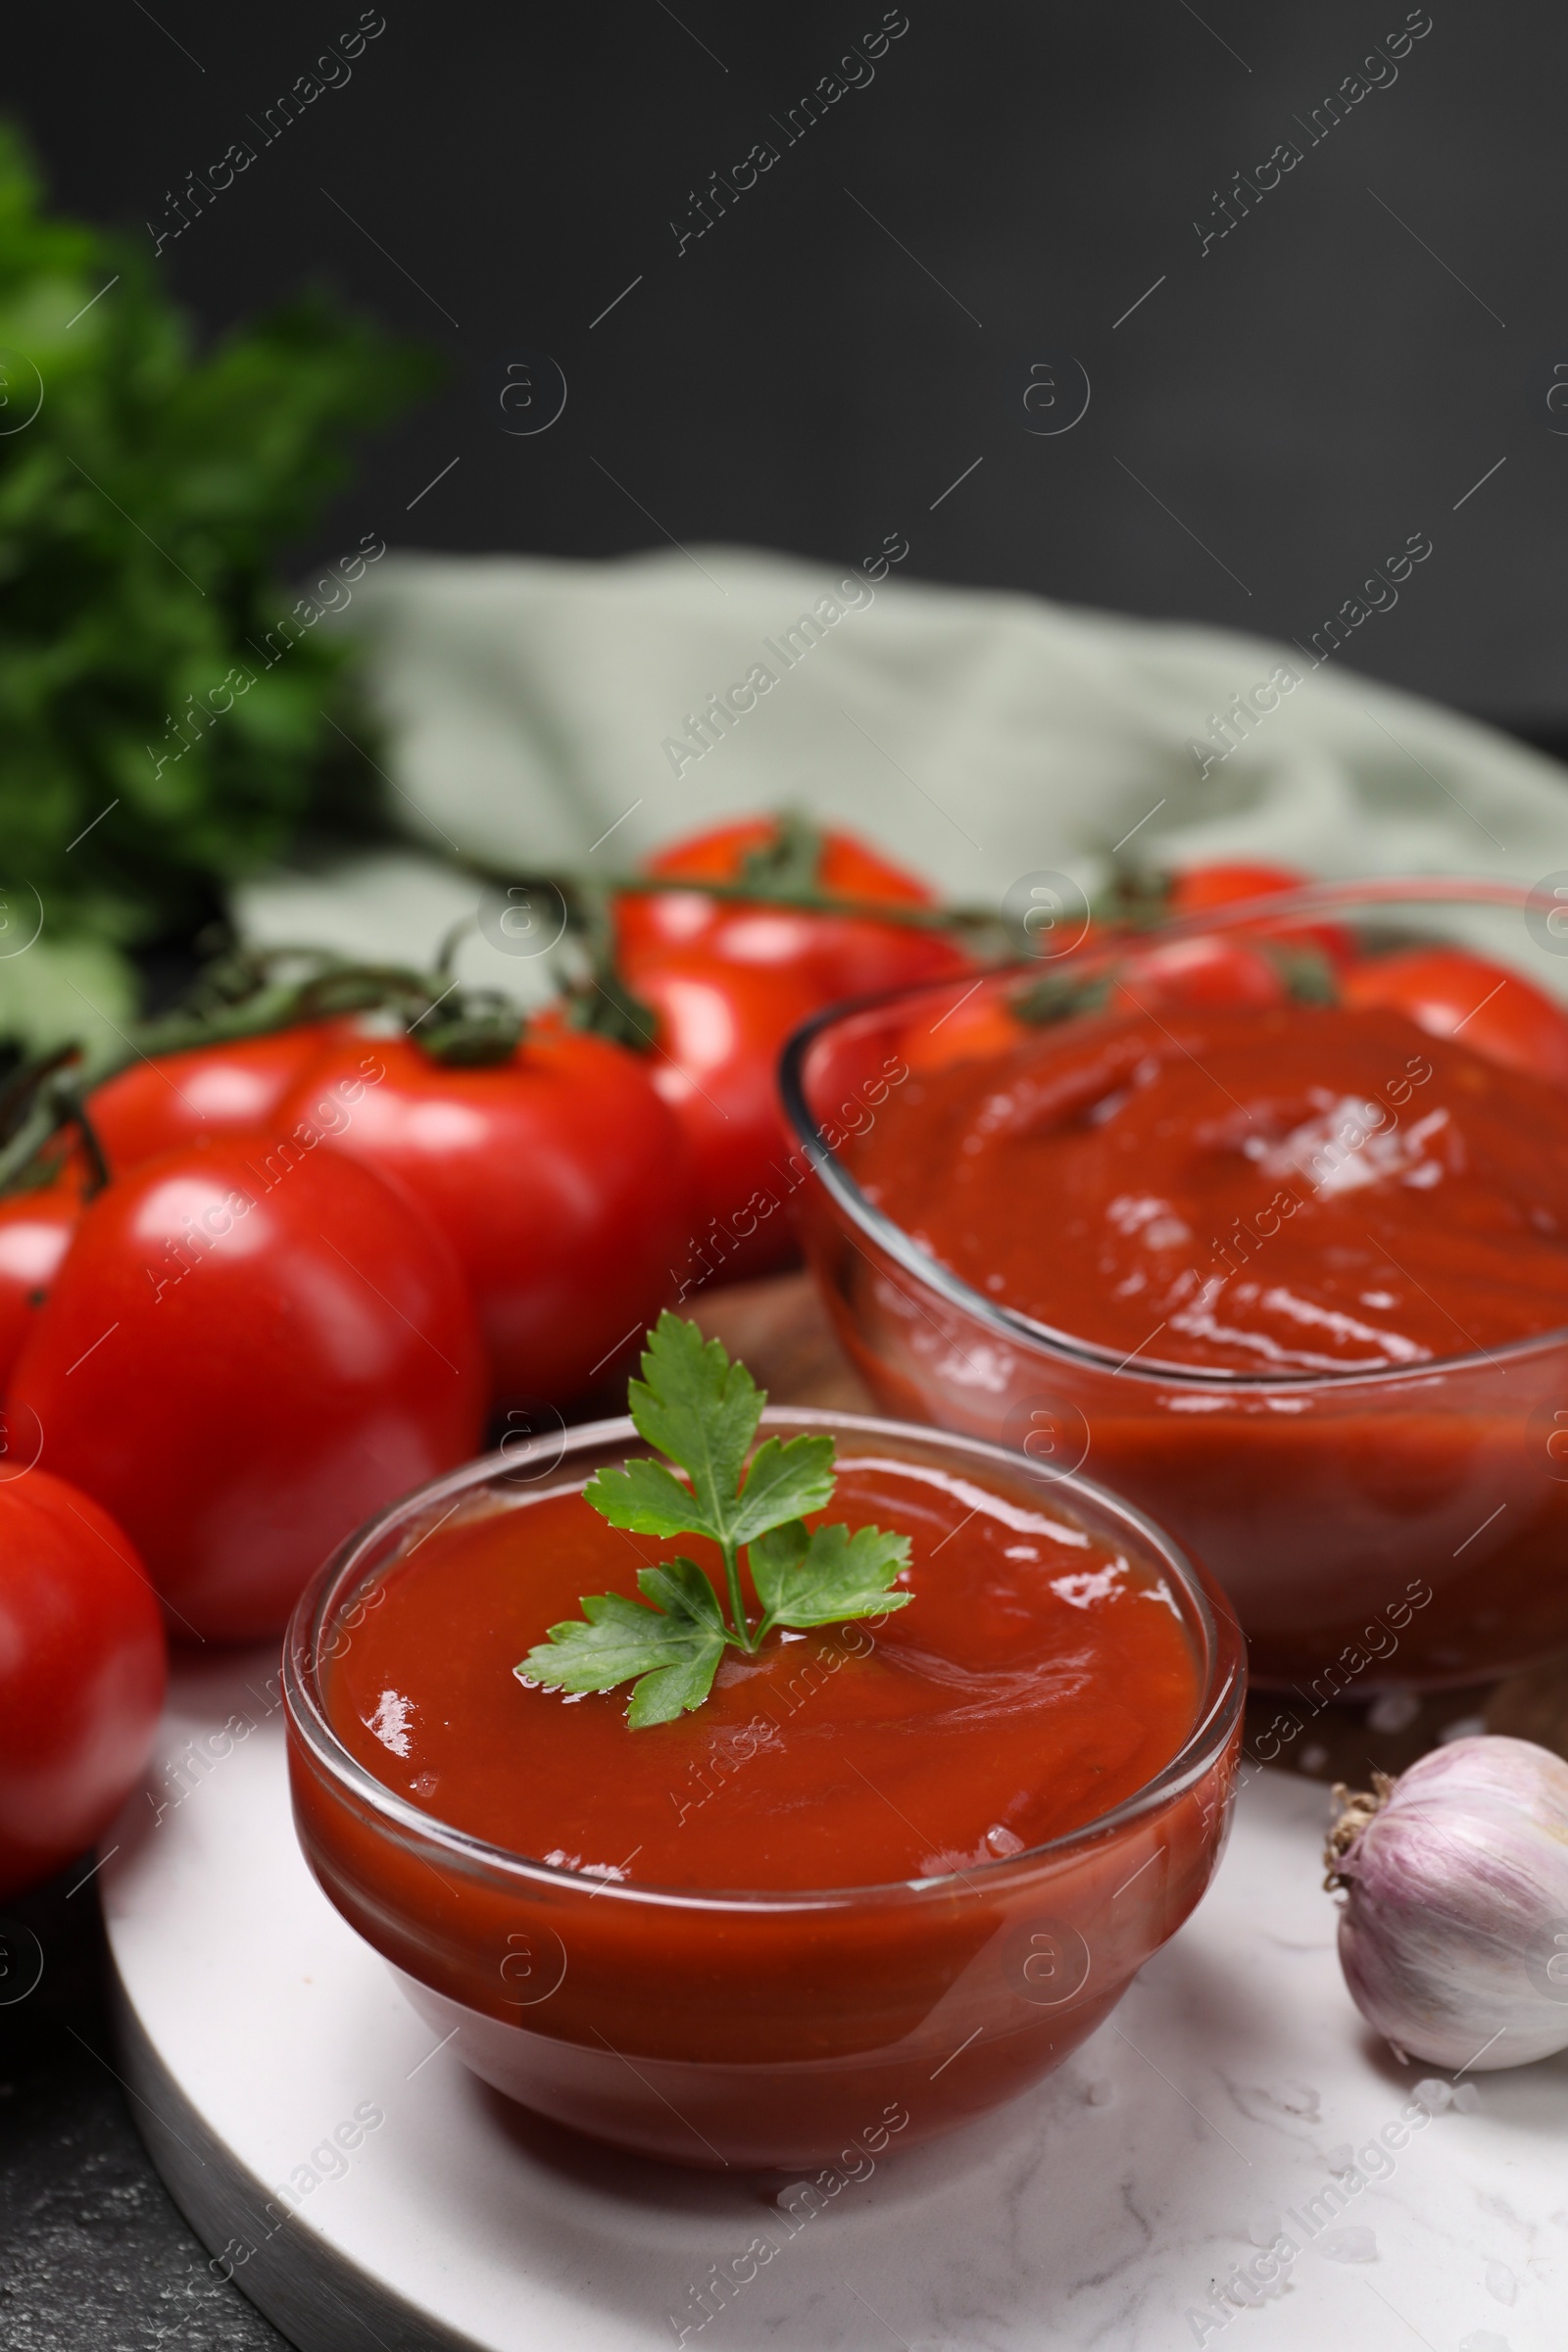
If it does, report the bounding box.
[0,1871,291,2349]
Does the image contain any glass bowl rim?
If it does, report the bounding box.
[283,1407,1245,1914]
[778,873,1568,1393]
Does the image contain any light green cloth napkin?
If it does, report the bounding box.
[236,544,1568,995]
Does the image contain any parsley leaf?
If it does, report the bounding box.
[749,1522,913,1630]
[519,1560,729,1729]
[517,1312,913,1727]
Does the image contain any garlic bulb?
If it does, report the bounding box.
[1325,1735,1568,2071]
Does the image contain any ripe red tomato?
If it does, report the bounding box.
[615,816,974,1002]
[629,955,824,1284]
[11,1136,485,1642]
[0,1175,82,1389]
[613,819,976,1287]
[276,1023,694,1407]
[1112,934,1287,1013]
[1166,860,1355,968]
[88,1021,349,1172]
[1167,860,1309,913]
[0,1467,166,1900]
[902,987,1032,1073]
[1343,948,1568,1086]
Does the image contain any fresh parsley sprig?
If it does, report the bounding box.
[515,1313,911,1728]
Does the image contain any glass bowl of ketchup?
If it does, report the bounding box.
[284,1412,1242,2169]
[781,877,1568,1693]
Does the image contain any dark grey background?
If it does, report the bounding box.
[2,5,1562,2344]
[10,1,1565,727]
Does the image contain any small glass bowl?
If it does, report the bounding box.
[780,879,1568,1691]
[283,1412,1242,2171]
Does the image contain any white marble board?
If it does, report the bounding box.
[99,1647,1566,2352]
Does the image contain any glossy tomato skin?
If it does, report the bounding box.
[0,1468,166,1900]
[276,1025,694,1409]
[11,1138,485,1643]
[630,955,824,1284]
[1167,861,1308,913]
[616,818,974,1001]
[88,1020,350,1173]
[1343,948,1568,1086]
[0,1177,81,1390]
[1166,861,1355,968]
[1113,934,1287,1013]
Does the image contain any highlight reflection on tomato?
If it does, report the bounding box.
[0,1468,167,1900]
[1113,933,1287,1013]
[88,1020,349,1171]
[277,1024,694,1408]
[616,816,970,1002]
[11,1136,486,1643]
[613,818,975,1286]
[1342,947,1568,1087]
[632,955,824,1283]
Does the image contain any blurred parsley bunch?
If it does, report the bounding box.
[0,123,437,1048]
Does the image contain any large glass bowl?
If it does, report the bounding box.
[779,878,1568,1691]
[283,1412,1243,2170]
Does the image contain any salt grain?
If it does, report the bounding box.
[1486,2261,1518,2306]
[1413,2076,1453,2112]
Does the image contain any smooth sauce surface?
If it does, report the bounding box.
[851,1004,1568,1373]
[327,1461,1200,1891]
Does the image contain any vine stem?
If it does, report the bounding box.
[462,858,1010,942]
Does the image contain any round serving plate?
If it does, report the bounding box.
[102,1646,1565,2351]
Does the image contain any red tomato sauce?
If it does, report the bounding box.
[325,1460,1201,1891]
[851,1003,1568,1373]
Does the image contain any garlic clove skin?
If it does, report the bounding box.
[1327,1735,1568,2072]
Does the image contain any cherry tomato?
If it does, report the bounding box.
[0,1467,167,1900]
[1167,860,1309,913]
[1342,948,1568,1086]
[88,1020,350,1173]
[1112,934,1288,1013]
[276,1023,694,1408]
[12,1137,485,1642]
[616,817,974,1002]
[0,1175,82,1390]
[629,955,824,1284]
[1166,861,1355,968]
[902,986,1032,1074]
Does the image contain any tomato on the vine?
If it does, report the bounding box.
[1113,933,1288,1013]
[1343,947,1568,1086]
[902,985,1033,1073]
[1166,860,1357,971]
[0,1174,82,1390]
[88,1020,350,1173]
[0,1467,167,1900]
[12,1135,485,1642]
[1166,861,1309,915]
[612,817,976,1285]
[277,1022,695,1407]
[628,954,823,1284]
[615,816,975,1002]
